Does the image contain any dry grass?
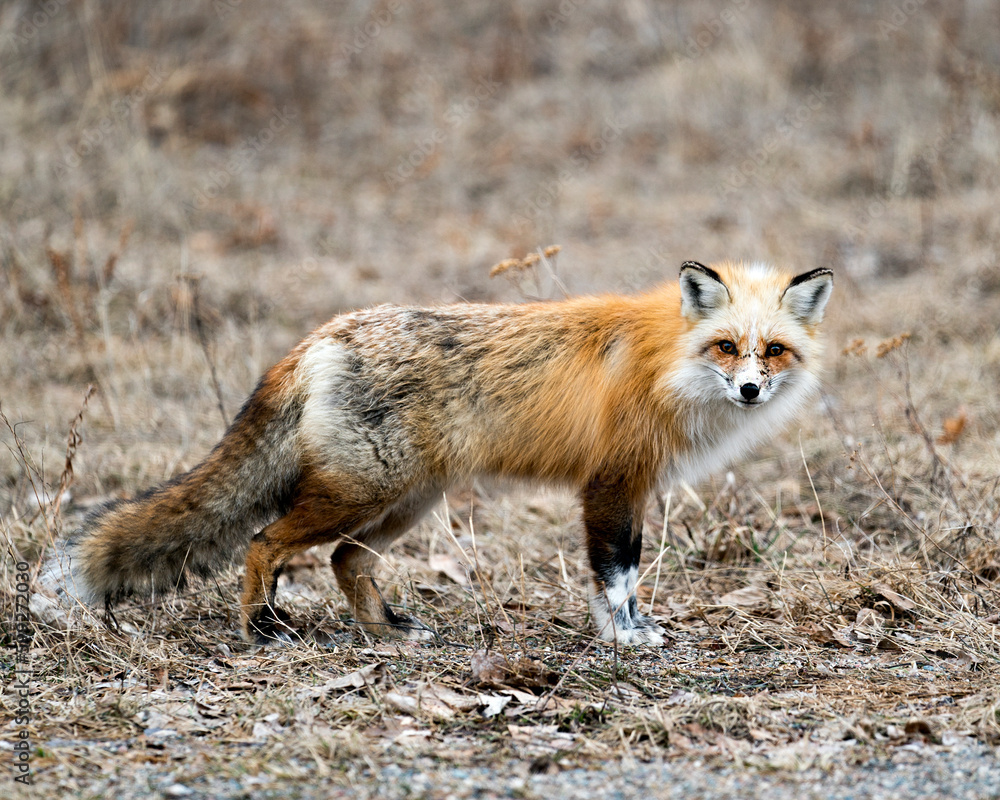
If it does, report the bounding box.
[2,0,999,796]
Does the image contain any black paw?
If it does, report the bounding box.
[247,606,296,646]
[359,606,436,641]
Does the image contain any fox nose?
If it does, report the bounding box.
[740,383,760,401]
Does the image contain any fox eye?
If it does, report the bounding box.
[718,340,737,355]
[767,343,785,357]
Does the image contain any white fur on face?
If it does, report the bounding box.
[665,365,819,486]
[661,263,825,485]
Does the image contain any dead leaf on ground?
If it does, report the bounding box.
[479,693,512,718]
[422,682,481,713]
[948,647,983,670]
[834,618,871,649]
[798,623,837,646]
[508,724,577,756]
[666,689,700,706]
[716,586,773,614]
[471,649,509,685]
[904,719,934,740]
[852,607,886,647]
[491,615,541,637]
[937,408,968,444]
[385,682,481,721]
[470,649,558,689]
[386,690,455,720]
[428,553,470,586]
[500,687,539,705]
[252,714,285,741]
[870,582,917,616]
[609,681,645,701]
[296,662,386,700]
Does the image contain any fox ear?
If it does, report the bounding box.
[782,268,833,324]
[679,261,730,320]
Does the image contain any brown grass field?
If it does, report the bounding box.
[2,1,1000,797]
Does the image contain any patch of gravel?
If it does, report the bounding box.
[358,749,1000,800]
[42,745,999,800]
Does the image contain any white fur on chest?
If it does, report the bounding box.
[666,370,818,486]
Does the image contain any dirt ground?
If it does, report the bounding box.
[2,1,999,797]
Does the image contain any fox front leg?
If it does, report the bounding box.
[581,474,665,646]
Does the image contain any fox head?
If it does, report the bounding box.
[673,261,833,410]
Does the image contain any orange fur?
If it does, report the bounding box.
[52,260,832,646]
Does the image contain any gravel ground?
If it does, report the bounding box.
[33,745,999,800]
[360,752,1000,800]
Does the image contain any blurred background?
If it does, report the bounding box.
[4,8,1000,786]
[1,0,999,498]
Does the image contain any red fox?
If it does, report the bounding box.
[48,260,832,646]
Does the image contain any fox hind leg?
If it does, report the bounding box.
[241,489,386,645]
[330,490,438,641]
[582,475,665,646]
[242,511,317,644]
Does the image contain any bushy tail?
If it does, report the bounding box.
[49,362,304,609]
